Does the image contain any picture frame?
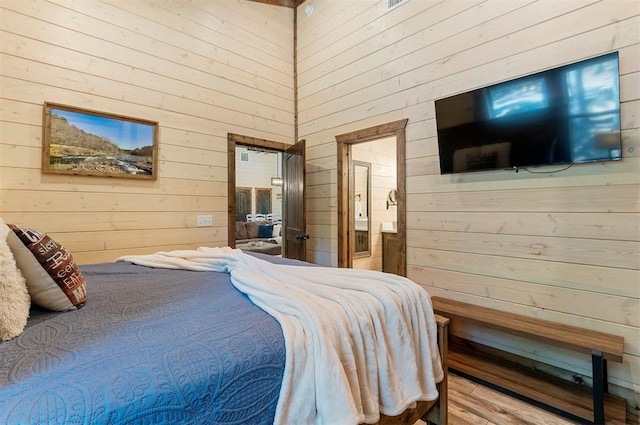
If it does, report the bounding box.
[42,102,159,180]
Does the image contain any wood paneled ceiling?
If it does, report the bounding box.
[248,0,304,8]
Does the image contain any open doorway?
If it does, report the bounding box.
[227,134,307,261]
[335,119,407,276]
[350,139,397,271]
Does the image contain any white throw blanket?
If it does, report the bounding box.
[116,247,443,425]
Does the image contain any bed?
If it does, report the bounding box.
[0,239,448,425]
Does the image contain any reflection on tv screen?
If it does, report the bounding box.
[488,77,549,119]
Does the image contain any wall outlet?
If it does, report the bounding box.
[196,214,213,227]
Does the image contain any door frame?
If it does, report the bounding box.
[335,119,408,275]
[227,133,290,248]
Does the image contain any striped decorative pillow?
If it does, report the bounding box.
[6,224,86,311]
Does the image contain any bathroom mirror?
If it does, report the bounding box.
[353,161,371,257]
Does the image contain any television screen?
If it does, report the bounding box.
[435,52,621,174]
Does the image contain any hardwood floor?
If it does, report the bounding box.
[417,373,639,425]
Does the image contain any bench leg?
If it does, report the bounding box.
[592,350,606,425]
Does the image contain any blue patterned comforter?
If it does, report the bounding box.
[0,260,286,425]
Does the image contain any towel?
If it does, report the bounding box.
[116,247,443,425]
[355,201,363,217]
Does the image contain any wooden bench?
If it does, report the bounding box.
[430,297,626,425]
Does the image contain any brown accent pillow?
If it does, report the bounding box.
[7,224,86,311]
[245,221,260,239]
[235,222,249,240]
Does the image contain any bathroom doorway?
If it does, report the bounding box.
[335,119,407,276]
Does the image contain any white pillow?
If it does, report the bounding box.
[0,218,30,341]
[270,236,282,245]
[272,224,282,238]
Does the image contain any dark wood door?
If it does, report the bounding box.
[283,140,306,261]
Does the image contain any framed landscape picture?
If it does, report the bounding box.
[42,102,158,180]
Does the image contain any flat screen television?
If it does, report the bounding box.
[435,52,622,174]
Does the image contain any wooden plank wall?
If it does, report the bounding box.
[296,0,639,410]
[0,0,294,264]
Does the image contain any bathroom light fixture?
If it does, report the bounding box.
[304,4,314,16]
[386,189,398,209]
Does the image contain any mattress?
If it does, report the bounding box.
[0,259,286,425]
